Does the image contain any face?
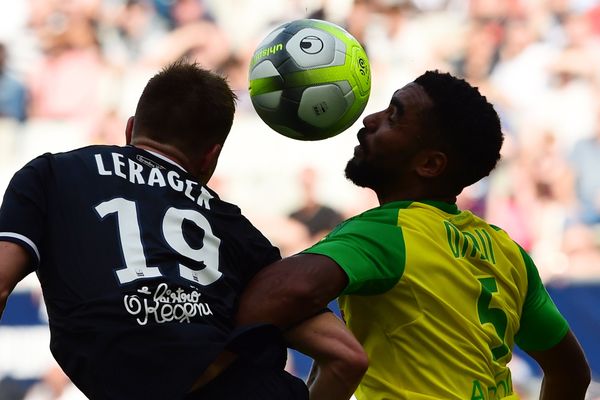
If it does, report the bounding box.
[345,82,434,192]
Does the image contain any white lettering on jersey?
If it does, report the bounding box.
[112,153,127,179]
[197,187,213,209]
[167,170,184,191]
[184,180,197,202]
[148,167,167,187]
[95,154,112,176]
[123,283,213,325]
[94,152,213,209]
[129,160,145,184]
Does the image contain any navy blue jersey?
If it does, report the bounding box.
[0,145,282,399]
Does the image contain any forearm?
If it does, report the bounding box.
[284,312,367,400]
[539,374,589,400]
[526,330,591,400]
[0,241,32,321]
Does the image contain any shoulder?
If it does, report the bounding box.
[24,145,121,169]
[204,185,243,215]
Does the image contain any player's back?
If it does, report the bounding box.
[340,201,530,400]
[0,145,281,399]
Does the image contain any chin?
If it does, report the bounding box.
[345,159,371,189]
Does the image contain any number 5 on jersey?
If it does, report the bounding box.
[477,277,509,360]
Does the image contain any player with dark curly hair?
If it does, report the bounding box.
[235,70,591,399]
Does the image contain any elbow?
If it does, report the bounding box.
[578,360,592,390]
[348,346,369,381]
[566,354,592,390]
[0,289,8,320]
[333,342,369,384]
[344,333,369,377]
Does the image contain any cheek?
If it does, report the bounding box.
[373,139,416,169]
[370,134,401,157]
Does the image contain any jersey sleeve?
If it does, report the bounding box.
[234,214,282,285]
[244,228,281,282]
[514,245,569,352]
[302,219,405,295]
[0,155,51,270]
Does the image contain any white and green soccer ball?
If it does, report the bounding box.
[248,19,371,141]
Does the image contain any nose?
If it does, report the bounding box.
[362,111,378,131]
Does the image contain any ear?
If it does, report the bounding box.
[198,143,223,180]
[414,149,447,178]
[125,116,134,145]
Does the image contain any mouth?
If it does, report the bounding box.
[357,127,366,141]
[354,128,367,157]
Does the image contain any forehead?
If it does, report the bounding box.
[391,83,433,112]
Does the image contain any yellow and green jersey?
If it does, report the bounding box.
[303,200,568,400]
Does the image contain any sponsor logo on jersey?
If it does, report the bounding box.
[136,154,165,169]
[123,283,213,325]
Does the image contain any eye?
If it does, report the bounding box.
[388,98,404,123]
[387,105,398,123]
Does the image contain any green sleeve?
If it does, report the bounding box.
[302,219,405,295]
[514,245,569,351]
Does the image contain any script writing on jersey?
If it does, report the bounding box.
[124,282,213,325]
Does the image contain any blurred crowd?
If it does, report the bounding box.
[1,0,600,399]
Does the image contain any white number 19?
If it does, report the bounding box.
[95,198,222,285]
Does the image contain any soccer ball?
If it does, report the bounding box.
[248,19,371,141]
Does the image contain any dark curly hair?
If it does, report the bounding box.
[133,60,237,153]
[414,70,503,193]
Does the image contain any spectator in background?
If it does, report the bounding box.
[217,54,253,111]
[26,0,108,137]
[561,223,600,280]
[23,363,85,400]
[489,16,557,134]
[568,104,600,228]
[536,10,600,153]
[141,0,230,71]
[289,167,344,243]
[453,20,500,87]
[100,0,169,68]
[485,134,535,253]
[0,43,27,122]
[519,130,574,280]
[168,0,214,28]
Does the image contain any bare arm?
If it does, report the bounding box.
[525,330,590,400]
[235,253,348,329]
[0,241,32,319]
[191,254,348,392]
[285,312,368,400]
[234,253,360,398]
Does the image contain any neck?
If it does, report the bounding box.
[130,138,204,182]
[376,186,456,206]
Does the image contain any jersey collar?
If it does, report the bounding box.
[419,200,460,214]
[138,148,188,173]
[381,200,460,215]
